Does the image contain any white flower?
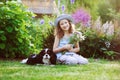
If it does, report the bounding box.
[30,43,34,47]
[105,41,111,48]
[80,35,85,41]
[69,31,85,44]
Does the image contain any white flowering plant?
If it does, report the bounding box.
[69,31,85,45]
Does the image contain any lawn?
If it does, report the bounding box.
[0,59,120,80]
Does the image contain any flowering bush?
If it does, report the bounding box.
[79,29,114,59]
[79,17,117,59]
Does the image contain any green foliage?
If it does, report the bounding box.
[56,0,120,22]
[97,0,113,23]
[40,15,55,50]
[29,15,55,52]
[0,0,13,3]
[0,0,119,60]
[107,8,120,22]
[42,27,55,50]
[56,0,100,20]
[109,0,120,12]
[0,1,35,58]
[79,28,115,59]
[68,0,100,20]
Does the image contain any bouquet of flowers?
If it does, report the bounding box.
[69,31,85,45]
[62,31,85,54]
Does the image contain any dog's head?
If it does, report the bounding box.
[39,48,57,65]
[43,48,52,59]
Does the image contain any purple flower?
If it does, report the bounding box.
[72,8,91,26]
[40,19,44,24]
[49,21,54,26]
[70,0,75,4]
[61,5,65,12]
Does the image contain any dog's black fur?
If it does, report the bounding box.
[26,48,57,65]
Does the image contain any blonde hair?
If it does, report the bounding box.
[54,20,75,39]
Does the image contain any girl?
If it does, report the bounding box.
[53,14,88,65]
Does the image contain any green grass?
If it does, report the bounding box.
[0,59,120,80]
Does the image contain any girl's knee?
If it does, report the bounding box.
[78,58,88,64]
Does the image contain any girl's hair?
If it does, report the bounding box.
[54,19,75,39]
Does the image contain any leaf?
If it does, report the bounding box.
[0,30,4,34]
[0,43,5,49]
[18,38,23,43]
[0,35,6,41]
[6,26,13,33]
[101,48,107,51]
[15,27,19,31]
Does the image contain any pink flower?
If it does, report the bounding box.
[72,8,91,26]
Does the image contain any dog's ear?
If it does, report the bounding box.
[47,49,53,55]
[49,49,57,64]
[35,50,45,64]
[38,49,45,56]
[50,54,57,64]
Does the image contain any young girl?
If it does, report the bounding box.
[53,14,88,65]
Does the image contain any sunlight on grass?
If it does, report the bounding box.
[0,59,120,80]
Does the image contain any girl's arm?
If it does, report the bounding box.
[53,36,65,53]
[53,36,78,53]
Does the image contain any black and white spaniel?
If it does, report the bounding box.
[21,48,57,65]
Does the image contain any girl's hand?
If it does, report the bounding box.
[68,47,74,52]
[63,44,73,51]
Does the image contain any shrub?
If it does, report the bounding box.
[78,17,118,60]
[42,27,55,50]
[29,15,55,52]
[79,29,113,59]
[40,15,55,50]
[0,1,35,58]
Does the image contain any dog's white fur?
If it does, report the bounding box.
[42,48,51,65]
[20,54,37,64]
[21,58,28,64]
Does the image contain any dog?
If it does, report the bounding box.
[42,48,57,65]
[21,48,57,65]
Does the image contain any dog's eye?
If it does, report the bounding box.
[47,51,50,54]
[47,50,52,54]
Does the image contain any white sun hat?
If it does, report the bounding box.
[54,14,74,27]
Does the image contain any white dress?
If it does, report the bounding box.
[56,35,88,65]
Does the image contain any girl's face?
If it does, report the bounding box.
[59,19,70,31]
